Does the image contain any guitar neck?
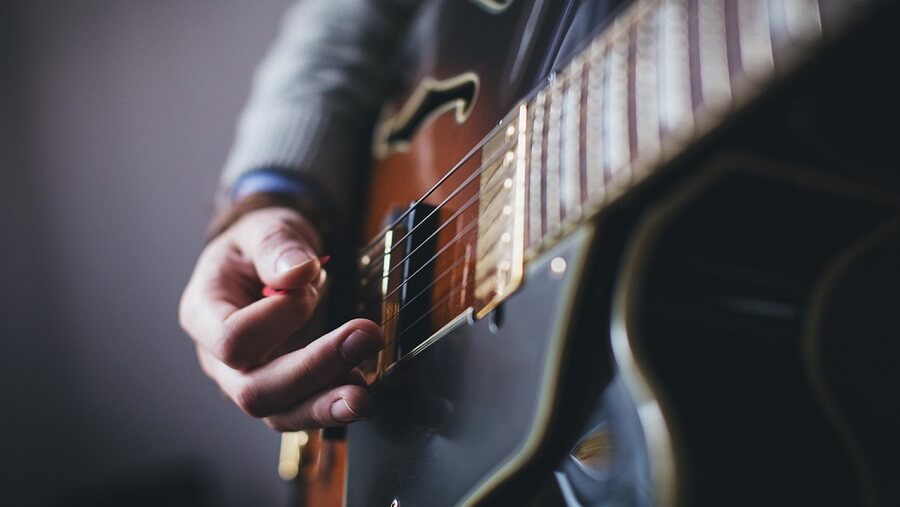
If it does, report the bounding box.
[473,0,826,316]
[359,0,835,374]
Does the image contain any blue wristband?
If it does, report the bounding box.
[231,168,323,204]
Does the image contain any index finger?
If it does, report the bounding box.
[180,240,321,370]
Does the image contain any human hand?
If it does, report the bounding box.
[179,206,384,430]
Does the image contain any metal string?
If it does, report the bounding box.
[373,156,515,296]
[358,136,517,277]
[380,207,480,302]
[378,253,469,327]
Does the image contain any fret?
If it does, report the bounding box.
[737,0,774,81]
[634,3,662,169]
[545,75,563,235]
[697,0,732,112]
[585,38,607,206]
[604,22,632,191]
[361,0,851,384]
[528,91,546,253]
[562,59,584,222]
[659,0,694,139]
[783,0,821,43]
[765,0,789,61]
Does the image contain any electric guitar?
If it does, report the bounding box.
[286,0,900,505]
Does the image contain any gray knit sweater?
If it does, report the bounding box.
[220,0,420,222]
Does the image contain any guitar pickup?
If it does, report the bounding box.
[376,203,439,377]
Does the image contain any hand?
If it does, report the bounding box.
[179,206,384,430]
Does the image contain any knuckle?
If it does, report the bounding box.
[216,320,252,369]
[297,350,336,388]
[309,404,332,428]
[259,222,302,253]
[234,381,268,418]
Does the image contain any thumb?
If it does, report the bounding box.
[232,208,323,289]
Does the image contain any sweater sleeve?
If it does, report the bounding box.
[219,0,419,225]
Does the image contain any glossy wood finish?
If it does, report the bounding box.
[305,0,900,505]
[357,0,571,367]
[304,3,570,504]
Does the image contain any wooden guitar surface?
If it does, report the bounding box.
[296,0,900,505]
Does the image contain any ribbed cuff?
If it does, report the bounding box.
[220,103,362,223]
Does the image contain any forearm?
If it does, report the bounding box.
[219,0,419,230]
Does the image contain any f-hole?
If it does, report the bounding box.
[374,72,479,158]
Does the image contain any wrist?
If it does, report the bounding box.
[209,170,334,247]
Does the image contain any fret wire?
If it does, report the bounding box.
[577,50,591,207]
[783,0,821,43]
[660,0,694,137]
[360,137,515,279]
[545,76,563,235]
[521,103,532,253]
[528,91,546,251]
[634,2,662,166]
[737,0,773,81]
[585,37,607,205]
[562,58,584,221]
[765,0,787,60]
[698,0,732,110]
[605,22,631,187]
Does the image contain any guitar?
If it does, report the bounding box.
[285,0,900,505]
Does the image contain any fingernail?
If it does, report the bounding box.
[330,398,363,423]
[339,329,383,364]
[275,249,314,274]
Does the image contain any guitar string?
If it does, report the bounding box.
[374,158,516,297]
[390,280,470,347]
[380,207,480,302]
[377,221,505,339]
[373,195,513,350]
[378,253,469,327]
[388,262,501,350]
[359,129,512,258]
[360,66,580,345]
[359,136,516,279]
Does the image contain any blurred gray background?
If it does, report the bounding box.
[0,1,297,505]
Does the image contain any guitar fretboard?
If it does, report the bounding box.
[360,0,845,375]
[473,0,829,316]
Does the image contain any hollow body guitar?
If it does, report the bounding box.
[296,0,900,505]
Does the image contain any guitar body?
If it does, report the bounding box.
[308,1,900,505]
[354,2,617,505]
